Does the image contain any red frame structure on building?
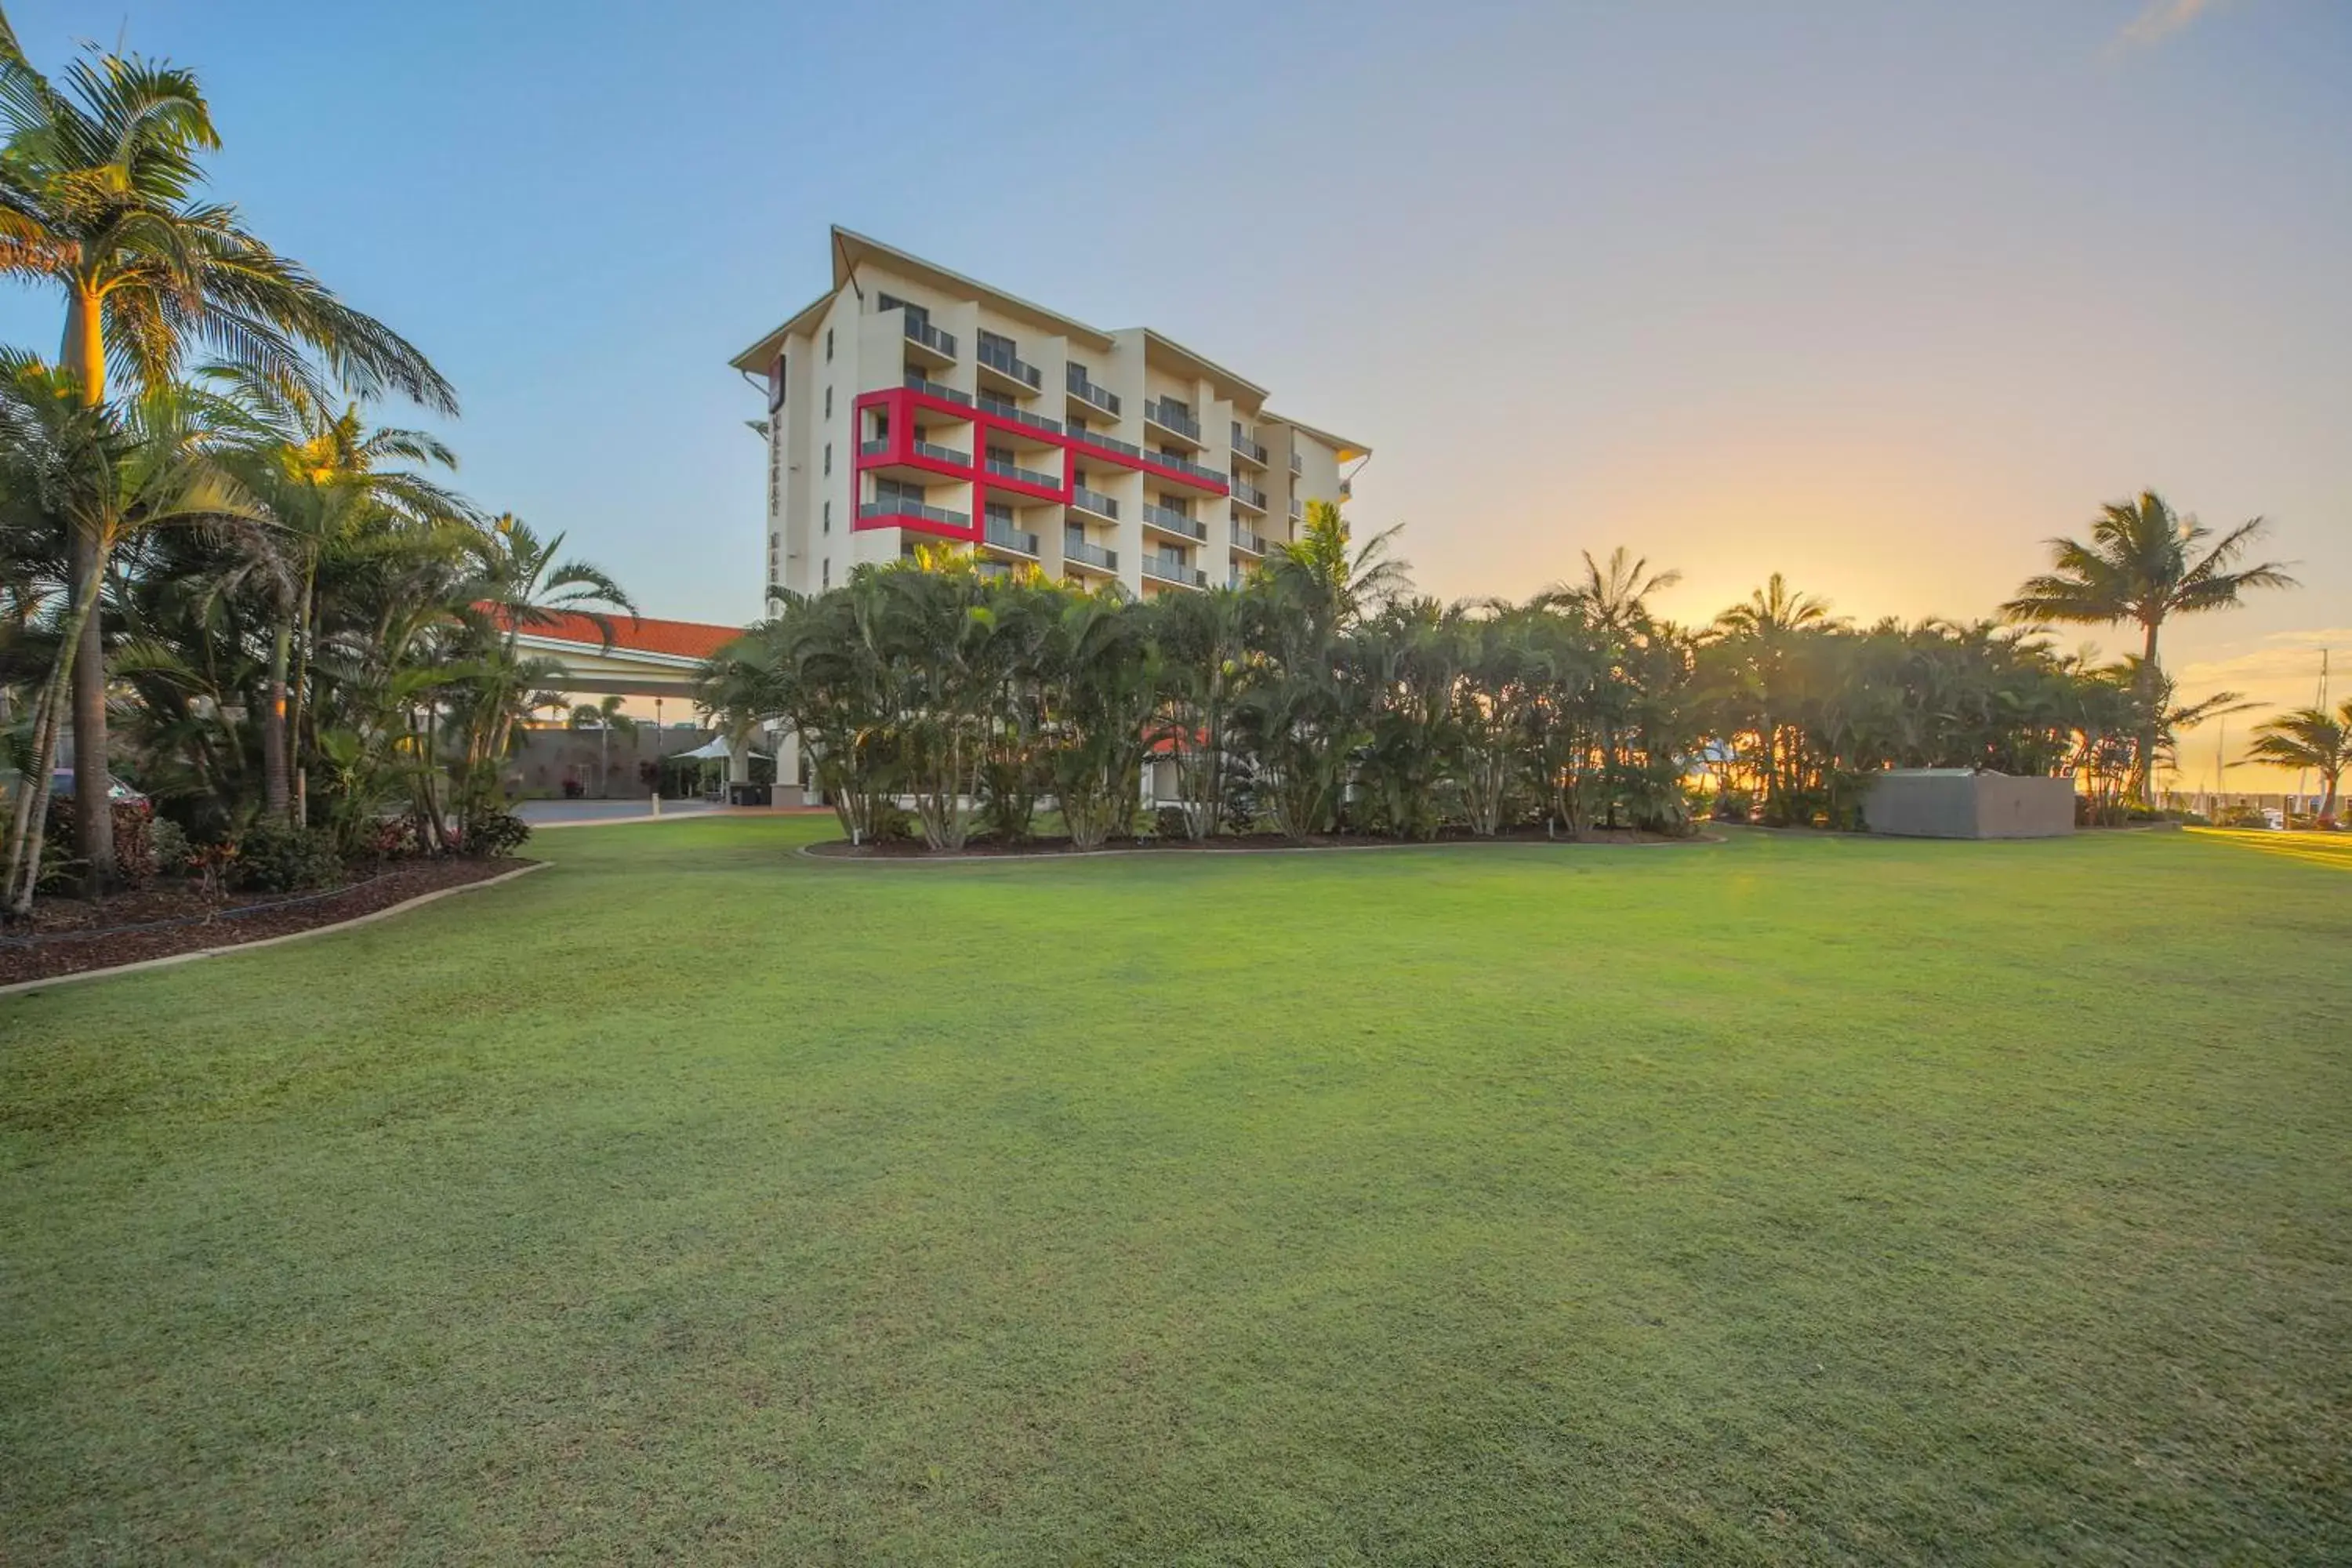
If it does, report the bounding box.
[851,385,1230,545]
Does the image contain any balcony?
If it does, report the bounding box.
[1289,496,1303,521]
[975,338,1043,394]
[1142,555,1206,589]
[1230,425,1269,466]
[985,455,1062,490]
[858,438,888,459]
[860,499,969,530]
[1289,449,1303,475]
[1338,477,1352,500]
[903,372,972,406]
[1142,503,1207,543]
[900,310,956,368]
[1143,399,1203,445]
[1065,365,1120,418]
[1069,485,1120,521]
[1064,533,1118,573]
[977,392,1064,437]
[912,438,971,467]
[1229,477,1268,512]
[1069,424,1145,462]
[1230,522,1266,555]
[984,518,1040,557]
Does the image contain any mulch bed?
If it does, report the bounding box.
[0,857,535,988]
[807,826,1704,860]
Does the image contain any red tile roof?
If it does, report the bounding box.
[511,609,743,661]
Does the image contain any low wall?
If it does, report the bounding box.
[1864,771,2075,840]
[506,728,715,800]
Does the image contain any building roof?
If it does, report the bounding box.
[1264,411,1373,463]
[512,610,744,662]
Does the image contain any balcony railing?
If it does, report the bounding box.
[1230,522,1266,554]
[1066,366,1120,416]
[1147,449,1229,488]
[1069,425,1145,462]
[861,499,969,529]
[985,456,1061,489]
[1230,425,1268,464]
[985,518,1040,557]
[903,372,972,406]
[977,392,1064,436]
[1229,477,1268,510]
[912,439,971,466]
[976,339,1042,390]
[1289,449,1304,474]
[1142,556,1207,588]
[1064,534,1118,571]
[1289,496,1303,521]
[1069,485,1120,521]
[1142,503,1206,542]
[858,438,888,458]
[1143,399,1201,441]
[902,310,956,359]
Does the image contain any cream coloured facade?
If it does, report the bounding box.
[732,229,1368,601]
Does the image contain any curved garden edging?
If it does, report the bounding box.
[0,860,551,1002]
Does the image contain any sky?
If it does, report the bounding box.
[1,0,2346,789]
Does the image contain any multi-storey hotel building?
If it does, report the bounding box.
[733,229,1367,601]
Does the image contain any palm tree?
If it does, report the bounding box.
[2245,702,2350,821]
[0,355,256,910]
[209,367,463,822]
[2004,492,2296,803]
[1708,573,1839,816]
[1552,546,1681,637]
[570,695,639,799]
[0,16,456,884]
[1269,499,1410,642]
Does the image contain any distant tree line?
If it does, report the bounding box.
[705,494,2303,848]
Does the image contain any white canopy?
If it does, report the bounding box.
[670,738,770,762]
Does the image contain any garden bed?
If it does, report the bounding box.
[805,826,1710,860]
[0,857,536,988]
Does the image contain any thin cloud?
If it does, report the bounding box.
[2119,0,2221,45]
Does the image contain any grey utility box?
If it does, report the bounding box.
[1863,769,2076,840]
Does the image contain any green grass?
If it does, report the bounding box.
[3,821,2347,1565]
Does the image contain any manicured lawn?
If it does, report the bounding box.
[2,821,2347,1564]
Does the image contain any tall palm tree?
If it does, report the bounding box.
[0,13,456,884]
[2004,492,2295,803]
[2245,702,2351,821]
[210,366,463,822]
[1552,546,1681,637]
[1269,499,1410,642]
[1708,573,1838,815]
[0,354,257,911]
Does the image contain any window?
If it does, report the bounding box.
[870,411,889,441]
[825,327,834,361]
[822,558,830,590]
[822,501,831,534]
[985,502,1013,525]
[873,477,927,508]
[978,328,1016,356]
[1069,416,1088,434]
[768,354,786,412]
[824,386,833,419]
[986,445,1014,466]
[823,442,831,476]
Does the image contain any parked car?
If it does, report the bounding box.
[49,768,150,806]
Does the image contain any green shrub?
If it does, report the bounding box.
[460,810,532,858]
[148,816,191,879]
[229,820,345,893]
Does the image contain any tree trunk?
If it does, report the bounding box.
[263,619,292,818]
[2133,619,2162,806]
[289,566,316,826]
[61,282,115,893]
